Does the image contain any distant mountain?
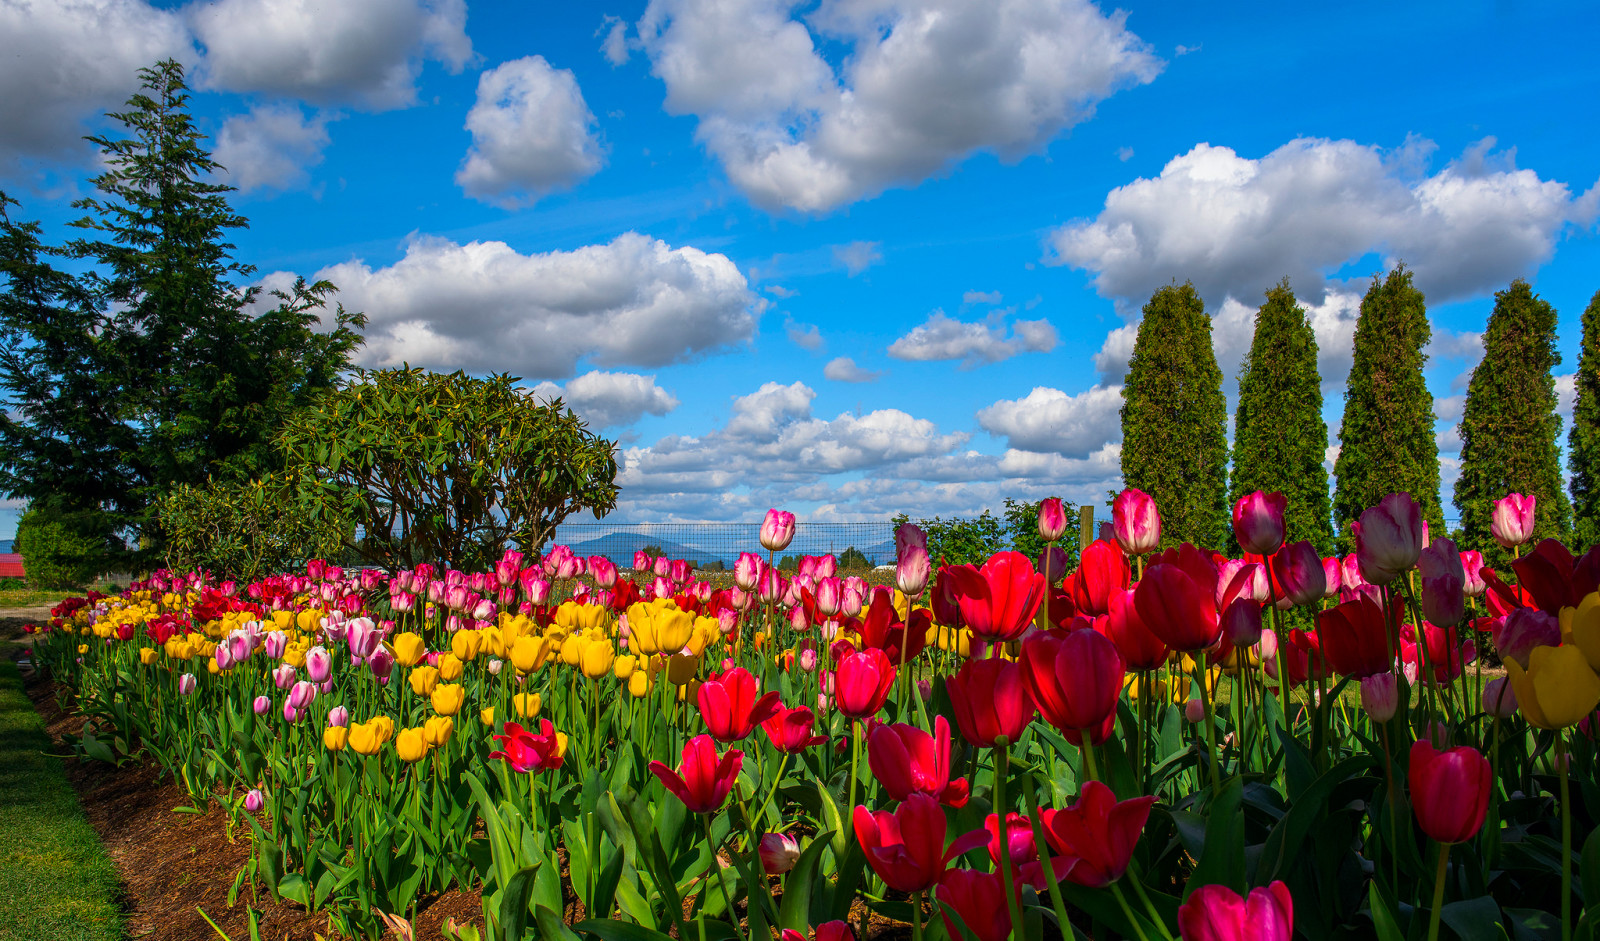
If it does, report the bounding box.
[551,530,898,568]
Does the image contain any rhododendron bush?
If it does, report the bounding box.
[30,493,1600,941]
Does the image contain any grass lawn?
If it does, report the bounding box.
[0,588,68,609]
[0,660,122,941]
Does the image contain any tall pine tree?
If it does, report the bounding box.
[1231,279,1333,553]
[1332,265,1444,548]
[1454,280,1571,556]
[1121,282,1230,549]
[1569,289,1600,549]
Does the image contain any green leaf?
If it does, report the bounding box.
[779,830,835,932]
[1183,775,1245,899]
[1368,881,1406,941]
[1441,896,1506,941]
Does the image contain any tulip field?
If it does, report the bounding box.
[26,490,1600,941]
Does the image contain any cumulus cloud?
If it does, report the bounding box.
[530,370,679,428]
[833,241,883,276]
[824,356,884,383]
[977,385,1124,458]
[0,0,190,171]
[314,231,764,376]
[888,310,1059,367]
[963,290,1003,306]
[188,0,471,109]
[1050,137,1598,310]
[784,317,825,352]
[455,56,605,208]
[599,15,631,65]
[213,103,332,193]
[636,0,1161,212]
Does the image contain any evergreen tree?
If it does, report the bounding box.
[1568,290,1600,548]
[1453,280,1571,556]
[1332,265,1443,548]
[0,60,365,546]
[1121,282,1230,549]
[1231,279,1333,554]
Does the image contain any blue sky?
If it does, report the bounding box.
[2,0,1598,537]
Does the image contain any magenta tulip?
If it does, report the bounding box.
[1177,882,1293,941]
[1233,491,1287,555]
[1491,493,1537,548]
[1037,497,1068,542]
[1409,740,1492,844]
[1112,487,1162,556]
[761,509,797,552]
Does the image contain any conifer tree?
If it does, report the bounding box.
[1332,265,1444,547]
[1454,280,1571,554]
[1121,282,1230,549]
[1231,279,1333,553]
[1569,290,1600,548]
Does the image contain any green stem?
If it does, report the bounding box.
[1081,738,1100,783]
[1560,731,1573,941]
[912,889,924,941]
[1427,842,1449,941]
[1112,883,1154,941]
[1021,777,1074,940]
[1195,656,1222,792]
[993,744,1024,941]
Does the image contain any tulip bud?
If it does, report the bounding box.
[798,646,818,672]
[1037,497,1068,542]
[1258,628,1279,660]
[305,645,332,683]
[1112,487,1161,556]
[253,695,271,715]
[1490,493,1537,548]
[282,700,304,722]
[178,674,197,695]
[263,630,287,659]
[1232,491,1287,556]
[760,832,801,874]
[244,789,264,813]
[1483,676,1518,719]
[289,680,317,710]
[1353,493,1423,585]
[487,657,503,675]
[1360,673,1402,723]
[368,646,395,680]
[327,705,350,728]
[895,544,931,598]
[1459,550,1487,597]
[760,508,797,552]
[1184,698,1206,724]
[1272,541,1326,607]
[841,586,865,618]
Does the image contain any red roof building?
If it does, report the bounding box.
[0,553,25,579]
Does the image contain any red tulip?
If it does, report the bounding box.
[1491,493,1537,548]
[1408,740,1491,844]
[1400,622,1475,686]
[931,567,967,628]
[1101,588,1168,671]
[1133,546,1221,652]
[1233,491,1287,556]
[946,657,1036,748]
[648,734,742,814]
[1271,541,1326,607]
[985,811,1058,889]
[853,792,990,893]
[697,667,782,742]
[1352,493,1423,585]
[1320,556,1343,599]
[489,719,566,775]
[762,704,829,752]
[1020,627,1125,745]
[1113,487,1162,556]
[867,715,970,807]
[1510,539,1600,614]
[1038,779,1156,888]
[947,551,1047,642]
[936,868,1017,941]
[1176,882,1293,941]
[855,588,931,664]
[815,923,854,941]
[834,648,896,719]
[1038,497,1069,542]
[1070,540,1130,617]
[1316,594,1397,678]
[1265,629,1327,689]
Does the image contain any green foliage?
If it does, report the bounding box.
[891,511,1006,567]
[1231,279,1334,554]
[0,60,364,553]
[1570,290,1600,549]
[14,503,123,591]
[1332,266,1443,550]
[156,477,350,581]
[1121,282,1231,549]
[1002,497,1080,571]
[278,368,620,571]
[837,546,870,570]
[1453,280,1572,558]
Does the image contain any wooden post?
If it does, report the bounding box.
[1078,504,1095,552]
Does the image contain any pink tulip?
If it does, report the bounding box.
[272,664,296,689]
[1491,493,1537,548]
[896,543,931,598]
[760,832,800,874]
[1417,537,1466,626]
[1233,491,1287,556]
[1037,497,1068,542]
[1112,488,1161,556]
[327,705,350,728]
[244,789,264,813]
[263,630,287,659]
[815,576,842,616]
[1177,882,1293,941]
[1353,493,1424,585]
[1320,557,1343,599]
[1271,541,1326,607]
[252,695,271,715]
[761,509,797,552]
[1360,673,1402,722]
[305,645,332,683]
[1460,550,1486,597]
[289,680,317,710]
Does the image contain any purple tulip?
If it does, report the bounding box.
[1353,493,1424,585]
[368,646,395,680]
[1417,537,1466,627]
[1272,541,1326,608]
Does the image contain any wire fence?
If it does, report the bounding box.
[549,522,902,570]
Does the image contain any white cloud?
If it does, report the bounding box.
[833,240,883,276]
[784,317,825,352]
[599,15,631,65]
[316,231,764,376]
[1558,373,1578,417]
[888,310,1059,367]
[213,103,332,193]
[530,370,679,428]
[1050,137,1598,310]
[0,0,190,171]
[824,356,885,383]
[1116,146,1133,162]
[455,56,605,208]
[977,385,1124,458]
[1435,394,1466,424]
[963,290,1003,306]
[188,0,471,109]
[636,0,1162,212]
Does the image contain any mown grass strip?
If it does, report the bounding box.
[0,659,123,941]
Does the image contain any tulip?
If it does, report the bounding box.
[1317,594,1397,678]
[855,589,931,664]
[1184,698,1207,724]
[1491,493,1537,548]
[324,726,350,752]
[1408,740,1492,844]
[1038,779,1156,887]
[946,657,1036,748]
[1505,644,1600,729]
[1353,493,1423,585]
[1134,549,1221,652]
[1401,621,1476,686]
[867,715,970,807]
[1319,556,1343,599]
[1272,541,1326,607]
[734,552,762,591]
[175,672,198,695]
[1483,676,1518,719]
[1495,607,1561,667]
[648,734,742,813]
[984,811,1054,890]
[853,792,990,893]
[1221,598,1262,648]
[1102,588,1168,671]
[936,868,1016,941]
[760,832,801,875]
[1020,627,1124,746]
[1112,487,1161,556]
[896,543,931,598]
[368,645,395,680]
[514,692,542,717]
[327,705,350,728]
[1038,497,1068,542]
[761,509,797,552]
[289,680,316,710]
[424,715,454,747]
[947,551,1047,642]
[244,789,263,813]
[579,640,615,679]
[263,630,287,659]
[627,600,696,656]
[489,719,567,774]
[834,648,896,719]
[348,721,384,756]
[1071,540,1131,617]
[252,694,271,715]
[588,556,618,589]
[1359,672,1402,722]
[1417,537,1467,627]
[1233,491,1287,556]
[1176,882,1294,941]
[396,727,430,762]
[431,683,466,716]
[762,704,829,753]
[697,667,782,742]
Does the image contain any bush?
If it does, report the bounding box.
[14,504,121,590]
[156,478,349,582]
[892,511,1006,567]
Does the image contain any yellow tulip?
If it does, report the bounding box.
[139,648,158,665]
[409,666,440,697]
[1561,593,1600,672]
[424,715,455,747]
[628,670,652,698]
[348,722,383,756]
[392,632,427,667]
[514,692,542,717]
[295,609,323,633]
[396,727,430,762]
[480,706,495,727]
[480,626,506,658]
[324,726,350,752]
[560,634,585,666]
[667,652,700,686]
[271,610,295,631]
[78,643,90,655]
[511,636,554,673]
[627,599,695,655]
[207,659,220,675]
[370,716,396,744]
[555,600,614,635]
[431,683,466,716]
[614,655,637,680]
[581,640,616,679]
[437,653,464,681]
[1506,643,1600,729]
[451,630,483,662]
[502,614,535,642]
[283,644,307,668]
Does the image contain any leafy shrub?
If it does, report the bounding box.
[156,478,349,582]
[14,504,122,590]
[891,511,1006,567]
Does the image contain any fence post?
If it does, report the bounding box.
[1078,505,1095,553]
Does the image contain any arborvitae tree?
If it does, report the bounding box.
[1231,279,1333,554]
[1454,280,1571,556]
[1569,290,1600,548]
[1121,282,1230,549]
[1332,265,1444,548]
